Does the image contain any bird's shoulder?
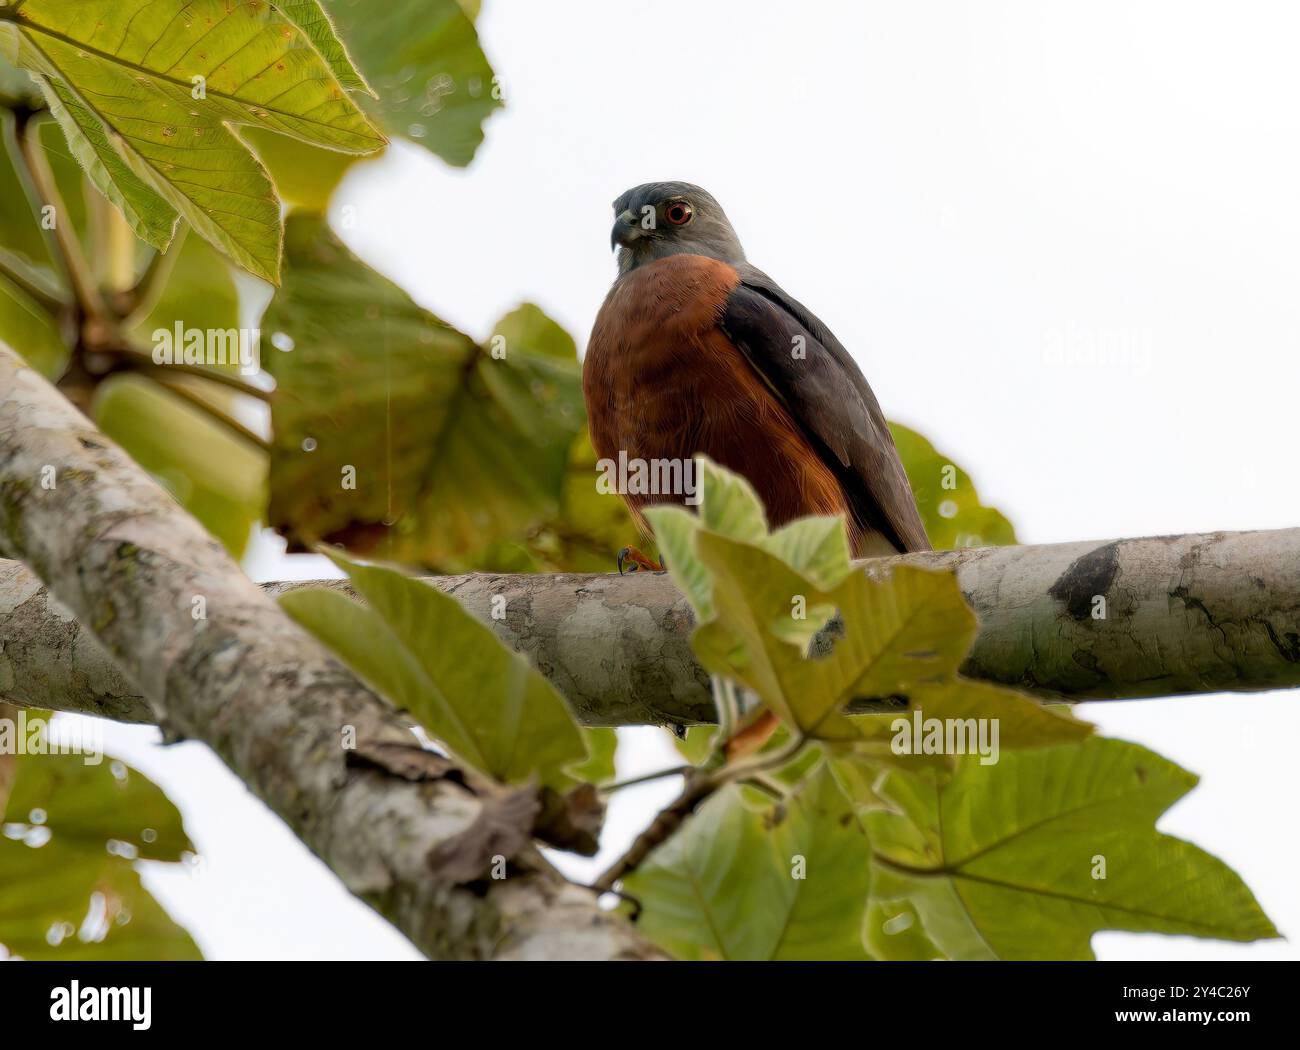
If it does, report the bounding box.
[718,265,932,553]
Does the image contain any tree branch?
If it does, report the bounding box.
[0,347,662,961]
[4,526,1298,729]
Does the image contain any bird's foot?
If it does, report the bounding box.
[617,545,665,575]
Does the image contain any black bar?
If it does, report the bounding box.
[0,960,1292,1036]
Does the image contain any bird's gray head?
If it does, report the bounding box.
[610,181,746,276]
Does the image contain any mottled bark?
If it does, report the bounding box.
[5,529,1298,728]
[0,347,661,961]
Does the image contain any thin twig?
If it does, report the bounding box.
[17,114,107,319]
[712,674,738,741]
[738,773,788,801]
[594,727,806,891]
[114,345,274,401]
[121,225,189,331]
[599,764,691,795]
[150,376,271,451]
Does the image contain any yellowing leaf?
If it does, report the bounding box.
[691,529,1091,752]
[646,456,852,622]
[264,215,584,568]
[1,0,386,281]
[36,73,179,249]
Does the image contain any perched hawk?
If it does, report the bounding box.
[585,181,929,571]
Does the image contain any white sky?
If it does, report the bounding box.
[77,0,1300,959]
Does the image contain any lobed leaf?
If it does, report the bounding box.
[264,215,584,568]
[279,551,587,789]
[625,768,872,960]
[889,421,1017,550]
[323,0,501,168]
[0,748,199,960]
[2,0,386,281]
[865,738,1281,959]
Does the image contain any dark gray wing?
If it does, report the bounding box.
[719,264,930,552]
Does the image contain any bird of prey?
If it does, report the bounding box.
[584,181,930,574]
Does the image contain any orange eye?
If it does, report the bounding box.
[665,201,693,226]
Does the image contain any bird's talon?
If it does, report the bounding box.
[617,546,636,575]
[616,545,662,575]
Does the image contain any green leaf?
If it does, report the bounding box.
[0,840,200,960]
[324,0,501,167]
[645,505,713,616]
[34,73,179,250]
[670,724,718,766]
[865,738,1280,959]
[93,374,265,557]
[571,728,618,784]
[0,48,42,108]
[502,426,647,573]
[2,0,386,281]
[0,110,61,288]
[264,215,584,568]
[696,455,768,541]
[0,749,199,960]
[274,1,373,95]
[3,751,193,863]
[241,125,372,210]
[863,896,943,960]
[765,515,854,589]
[279,551,587,789]
[691,529,1091,751]
[127,231,240,342]
[647,456,852,623]
[0,261,67,378]
[890,422,1017,549]
[625,768,872,960]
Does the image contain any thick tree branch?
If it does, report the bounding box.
[0,347,661,961]
[5,525,1298,729]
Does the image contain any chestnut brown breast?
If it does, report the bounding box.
[584,253,855,541]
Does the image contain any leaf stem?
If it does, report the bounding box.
[711,674,738,741]
[599,764,692,795]
[120,225,189,331]
[0,252,65,315]
[149,375,271,452]
[114,344,274,401]
[593,725,806,891]
[17,113,107,320]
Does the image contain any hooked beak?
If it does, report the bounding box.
[610,209,644,252]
